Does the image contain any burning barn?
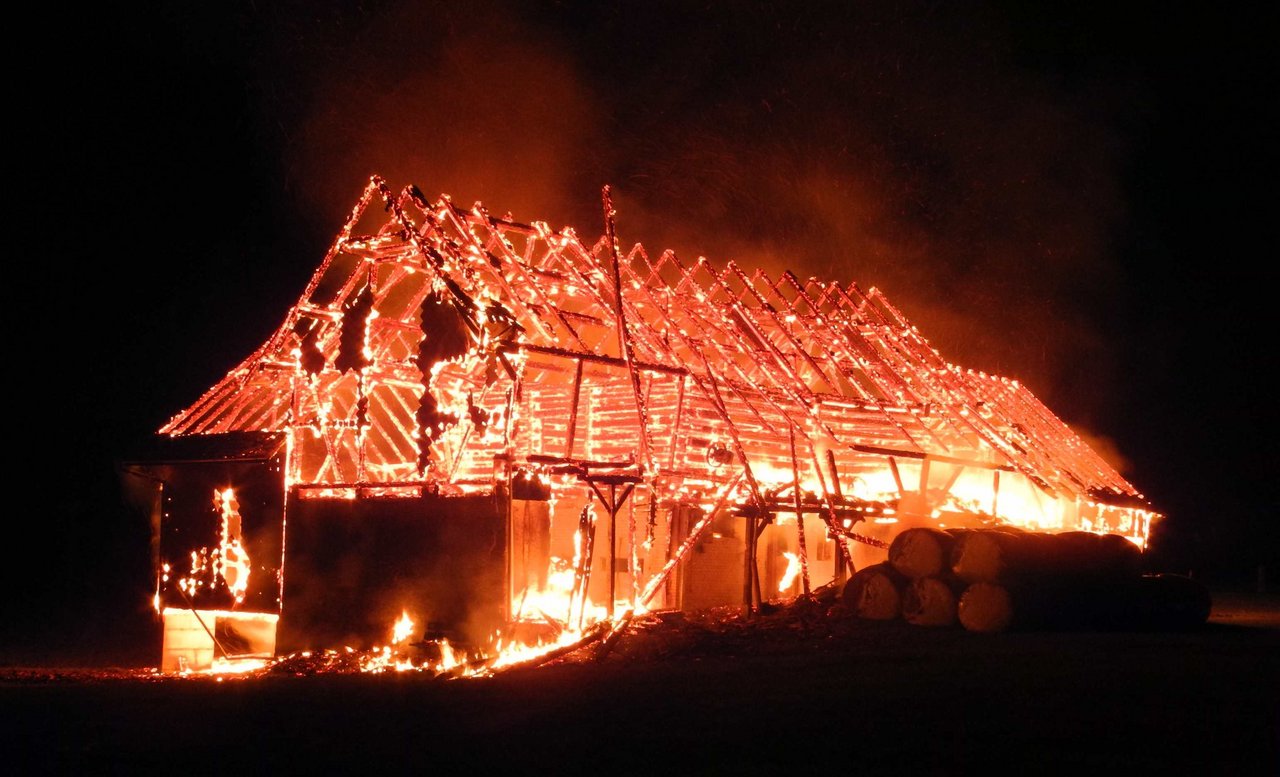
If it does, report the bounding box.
[125,176,1158,671]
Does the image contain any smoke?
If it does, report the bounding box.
[264,0,1131,429]
[1071,428,1132,477]
[272,1,606,235]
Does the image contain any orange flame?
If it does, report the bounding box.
[213,488,250,604]
[391,610,415,645]
[777,552,801,593]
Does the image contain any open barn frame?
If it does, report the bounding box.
[139,176,1158,668]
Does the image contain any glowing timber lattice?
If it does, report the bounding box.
[162,175,1157,545]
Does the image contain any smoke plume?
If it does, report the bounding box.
[257,0,1132,428]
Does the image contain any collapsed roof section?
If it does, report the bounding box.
[162,176,1154,540]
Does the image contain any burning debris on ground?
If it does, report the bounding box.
[0,573,1225,691]
[119,176,1166,673]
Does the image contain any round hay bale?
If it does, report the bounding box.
[842,562,906,620]
[888,527,957,579]
[902,576,959,627]
[951,530,1052,584]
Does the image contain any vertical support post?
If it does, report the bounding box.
[809,445,854,579]
[630,490,640,606]
[743,514,757,614]
[576,507,598,630]
[833,534,847,581]
[747,522,757,609]
[564,358,585,458]
[888,456,905,498]
[608,482,617,618]
[826,449,843,499]
[826,450,846,581]
[788,424,811,596]
[504,464,514,625]
[586,478,635,620]
[665,505,681,610]
[273,449,289,616]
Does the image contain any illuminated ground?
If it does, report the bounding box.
[4,590,1276,774]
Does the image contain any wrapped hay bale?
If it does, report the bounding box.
[951,530,1054,584]
[888,528,959,579]
[951,529,1144,586]
[1051,531,1144,582]
[902,576,960,627]
[842,563,906,620]
[957,582,1014,633]
[957,579,1098,632]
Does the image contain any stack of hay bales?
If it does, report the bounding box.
[841,527,1211,633]
[841,527,964,627]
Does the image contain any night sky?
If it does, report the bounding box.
[8,1,1273,661]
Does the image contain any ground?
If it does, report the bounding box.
[3,589,1277,775]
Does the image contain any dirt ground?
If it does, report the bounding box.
[4,590,1277,775]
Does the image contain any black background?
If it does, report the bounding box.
[6,0,1273,664]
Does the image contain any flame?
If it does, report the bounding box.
[356,610,476,675]
[206,658,271,676]
[777,551,801,593]
[849,469,903,501]
[487,628,584,670]
[745,462,808,490]
[213,488,250,604]
[391,610,415,645]
[359,638,472,675]
[512,555,608,628]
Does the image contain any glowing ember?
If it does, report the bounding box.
[206,658,271,676]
